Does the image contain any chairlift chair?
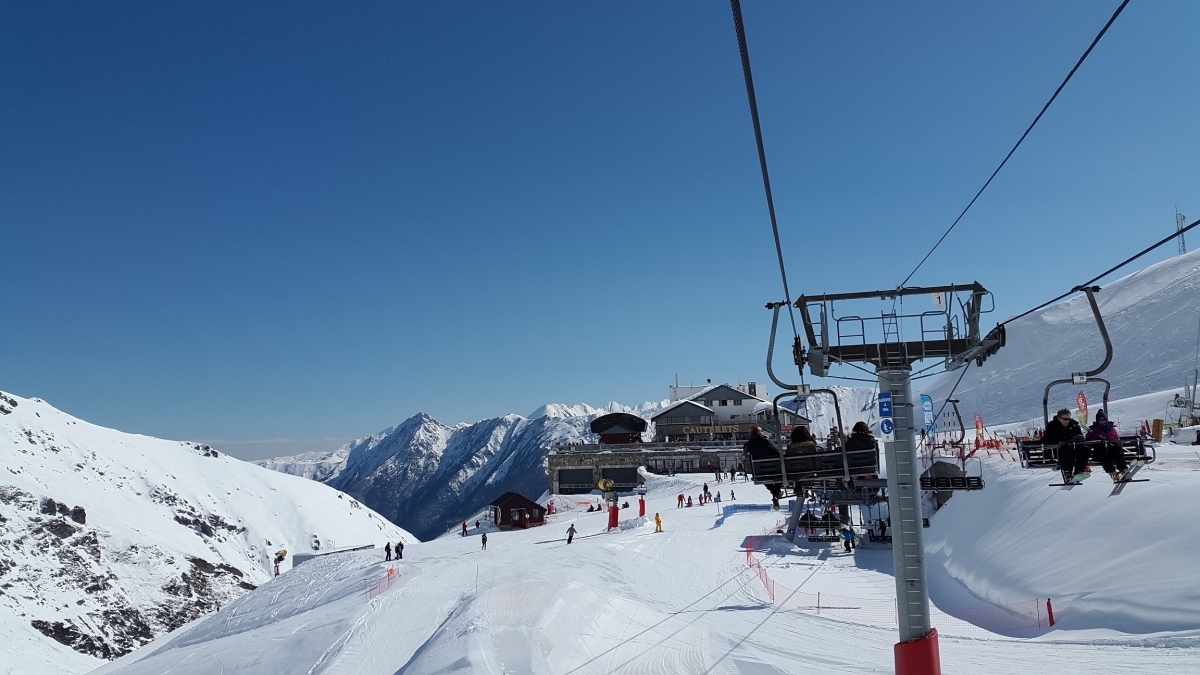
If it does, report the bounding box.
[1014,286,1155,483]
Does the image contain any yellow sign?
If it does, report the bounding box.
[680,425,741,434]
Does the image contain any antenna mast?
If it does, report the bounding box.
[1178,209,1188,255]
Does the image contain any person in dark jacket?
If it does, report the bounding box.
[395,541,404,560]
[845,422,878,472]
[846,422,877,452]
[1086,410,1128,481]
[744,426,784,509]
[1044,408,1090,481]
[384,542,392,561]
[481,532,487,550]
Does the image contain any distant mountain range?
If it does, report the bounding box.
[255,401,664,542]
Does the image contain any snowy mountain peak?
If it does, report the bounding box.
[0,390,412,672]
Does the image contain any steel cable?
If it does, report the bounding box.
[730,0,799,338]
[899,0,1132,289]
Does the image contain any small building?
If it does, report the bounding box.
[652,383,771,442]
[489,492,547,530]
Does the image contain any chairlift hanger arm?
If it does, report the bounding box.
[764,301,800,391]
[1075,285,1113,378]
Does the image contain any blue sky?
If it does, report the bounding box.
[2,1,1196,459]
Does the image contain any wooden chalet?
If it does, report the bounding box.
[489,492,547,530]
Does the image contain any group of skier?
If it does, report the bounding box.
[383,540,404,561]
[1044,408,1131,483]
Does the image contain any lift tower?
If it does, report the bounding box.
[793,283,1004,675]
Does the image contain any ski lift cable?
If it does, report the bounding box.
[1003,216,1200,326]
[898,0,1132,290]
[729,0,799,339]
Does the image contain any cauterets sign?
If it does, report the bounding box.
[679,425,742,434]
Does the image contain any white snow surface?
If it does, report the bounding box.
[0,391,413,675]
[95,460,1200,675]
[924,248,1200,425]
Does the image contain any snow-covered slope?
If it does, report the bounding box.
[257,402,664,542]
[924,248,1200,425]
[0,391,413,675]
[92,465,1200,675]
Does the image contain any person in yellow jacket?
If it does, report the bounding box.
[654,513,662,532]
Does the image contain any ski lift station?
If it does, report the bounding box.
[545,382,809,495]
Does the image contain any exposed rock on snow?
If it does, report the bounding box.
[0,392,413,674]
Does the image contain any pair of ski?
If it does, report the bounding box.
[1050,459,1148,488]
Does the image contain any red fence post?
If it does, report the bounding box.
[1046,599,1055,627]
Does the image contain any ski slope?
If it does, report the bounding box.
[94,463,1200,675]
[0,391,413,675]
[924,248,1200,426]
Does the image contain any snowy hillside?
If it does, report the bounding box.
[923,248,1200,425]
[92,461,1200,675]
[256,402,664,542]
[0,391,413,675]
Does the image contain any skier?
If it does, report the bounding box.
[841,527,855,553]
[384,541,392,561]
[396,540,404,560]
[1044,408,1090,482]
[481,533,487,550]
[677,494,684,508]
[714,491,721,503]
[566,523,577,544]
[475,520,481,530]
[654,513,662,532]
[730,489,735,500]
[686,496,693,507]
[744,426,784,509]
[1087,410,1129,481]
[461,522,468,537]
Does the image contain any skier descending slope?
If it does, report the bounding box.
[566,524,576,544]
[1044,409,1090,483]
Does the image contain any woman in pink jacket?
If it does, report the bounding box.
[1086,410,1128,481]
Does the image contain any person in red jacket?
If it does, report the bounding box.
[1086,410,1128,481]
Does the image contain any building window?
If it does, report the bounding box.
[720,400,728,406]
[734,400,743,406]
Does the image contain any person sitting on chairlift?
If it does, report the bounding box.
[1087,410,1128,482]
[788,425,817,454]
[743,425,784,509]
[845,421,877,454]
[1044,408,1090,482]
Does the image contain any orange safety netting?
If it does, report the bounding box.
[745,549,1048,632]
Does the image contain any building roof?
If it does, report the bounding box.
[489,492,543,510]
[589,412,648,435]
[685,383,766,404]
[651,399,715,420]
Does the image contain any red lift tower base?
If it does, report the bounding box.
[894,628,940,675]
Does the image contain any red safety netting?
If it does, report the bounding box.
[745,549,1048,633]
[366,566,400,601]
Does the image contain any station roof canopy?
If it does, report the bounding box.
[589,412,648,435]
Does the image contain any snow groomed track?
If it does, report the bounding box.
[95,462,1200,675]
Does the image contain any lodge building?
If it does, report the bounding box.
[545,381,809,495]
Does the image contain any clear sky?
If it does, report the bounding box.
[2,1,1196,459]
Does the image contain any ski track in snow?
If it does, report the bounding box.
[91,466,1200,675]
